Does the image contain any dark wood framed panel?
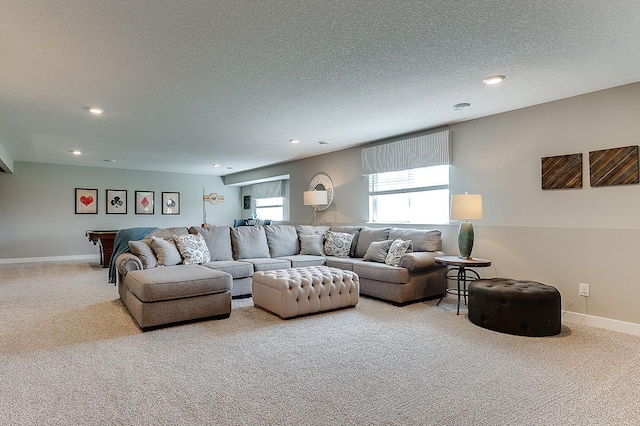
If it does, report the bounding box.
[541,153,583,190]
[589,145,639,187]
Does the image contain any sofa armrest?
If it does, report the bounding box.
[399,251,446,272]
[116,253,143,277]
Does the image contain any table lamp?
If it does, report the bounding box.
[304,190,328,224]
[450,193,483,259]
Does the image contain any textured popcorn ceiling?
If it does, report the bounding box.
[1,1,639,176]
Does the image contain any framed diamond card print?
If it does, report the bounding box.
[135,191,155,215]
[106,189,127,214]
[75,188,98,214]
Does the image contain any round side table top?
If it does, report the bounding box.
[435,255,492,268]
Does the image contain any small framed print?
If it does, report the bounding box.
[135,191,155,215]
[162,192,180,215]
[75,188,98,214]
[106,189,127,214]
[243,195,251,210]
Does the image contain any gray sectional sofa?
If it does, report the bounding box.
[115,224,447,329]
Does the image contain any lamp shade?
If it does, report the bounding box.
[450,193,483,220]
[304,190,328,206]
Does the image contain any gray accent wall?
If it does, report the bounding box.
[225,82,640,325]
[0,162,240,260]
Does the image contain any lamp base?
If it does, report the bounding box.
[458,221,474,259]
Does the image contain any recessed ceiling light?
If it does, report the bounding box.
[482,75,505,85]
[453,103,471,110]
[318,141,330,145]
[227,167,233,170]
[290,139,300,144]
[71,150,82,155]
[88,107,104,115]
[103,159,117,163]
[213,163,220,167]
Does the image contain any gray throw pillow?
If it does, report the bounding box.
[299,234,324,256]
[296,225,331,236]
[363,239,393,263]
[191,225,234,261]
[385,238,413,267]
[355,227,391,258]
[150,236,182,266]
[265,225,300,257]
[323,231,354,258]
[230,226,270,259]
[388,228,442,252]
[128,239,157,269]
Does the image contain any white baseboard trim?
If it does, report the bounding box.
[0,254,100,264]
[563,311,640,336]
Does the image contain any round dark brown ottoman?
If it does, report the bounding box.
[468,278,561,336]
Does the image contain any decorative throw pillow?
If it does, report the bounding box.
[363,239,393,263]
[174,234,211,265]
[299,234,324,256]
[323,230,354,258]
[150,236,182,266]
[385,238,413,267]
[128,239,157,269]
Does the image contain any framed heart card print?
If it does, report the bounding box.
[75,188,98,214]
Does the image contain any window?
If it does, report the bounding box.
[368,165,449,224]
[255,197,284,221]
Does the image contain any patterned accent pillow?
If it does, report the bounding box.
[150,236,183,266]
[174,234,211,265]
[384,238,413,267]
[323,230,354,258]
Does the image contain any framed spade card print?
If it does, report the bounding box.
[75,188,98,214]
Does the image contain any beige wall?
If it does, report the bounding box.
[0,162,241,260]
[226,82,640,324]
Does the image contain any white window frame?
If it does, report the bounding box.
[368,165,450,225]
[254,197,284,221]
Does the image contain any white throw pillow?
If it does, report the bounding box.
[385,238,413,267]
[174,234,211,265]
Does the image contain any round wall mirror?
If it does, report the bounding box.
[308,173,334,211]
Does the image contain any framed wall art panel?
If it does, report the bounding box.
[589,145,639,187]
[541,153,583,190]
[135,191,155,215]
[106,189,127,214]
[75,188,98,214]
[162,192,180,215]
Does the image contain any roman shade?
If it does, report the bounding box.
[251,180,284,199]
[361,129,451,175]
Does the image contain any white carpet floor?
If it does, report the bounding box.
[1,261,639,425]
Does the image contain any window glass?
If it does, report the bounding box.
[255,197,284,221]
[369,165,449,224]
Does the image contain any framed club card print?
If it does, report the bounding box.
[135,191,155,215]
[106,189,127,214]
[75,188,98,214]
[162,192,180,215]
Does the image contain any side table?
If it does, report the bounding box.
[435,255,492,315]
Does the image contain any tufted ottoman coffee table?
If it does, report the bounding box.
[252,266,359,319]
[468,278,561,336]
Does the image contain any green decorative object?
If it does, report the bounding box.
[458,221,475,259]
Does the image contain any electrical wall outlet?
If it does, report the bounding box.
[579,283,590,297]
